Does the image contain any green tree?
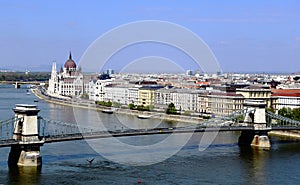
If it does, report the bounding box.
[183,110,192,115]
[233,115,244,123]
[128,103,135,110]
[107,101,112,107]
[292,108,300,121]
[80,93,89,99]
[146,105,154,111]
[112,102,121,107]
[278,107,293,119]
[137,105,145,111]
[96,101,112,107]
[278,107,300,121]
[265,107,275,113]
[278,107,287,116]
[166,103,178,114]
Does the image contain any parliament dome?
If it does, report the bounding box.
[64,52,76,69]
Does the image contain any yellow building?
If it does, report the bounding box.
[236,86,271,107]
[138,86,163,106]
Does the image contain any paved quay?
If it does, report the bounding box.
[31,87,204,124]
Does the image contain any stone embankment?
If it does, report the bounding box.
[269,130,300,139]
[31,87,203,124]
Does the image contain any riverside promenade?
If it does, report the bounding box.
[31,86,300,139]
[31,87,204,124]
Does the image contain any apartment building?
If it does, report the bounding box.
[199,92,245,116]
[171,89,200,112]
[88,74,112,102]
[236,86,271,107]
[271,89,300,112]
[138,86,163,106]
[105,85,129,105]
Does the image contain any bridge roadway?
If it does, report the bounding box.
[0,126,264,147]
[1,126,300,147]
[0,126,254,147]
[32,125,300,143]
[44,126,258,142]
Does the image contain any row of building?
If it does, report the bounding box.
[48,53,300,116]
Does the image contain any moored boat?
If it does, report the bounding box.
[102,109,114,114]
[137,114,151,119]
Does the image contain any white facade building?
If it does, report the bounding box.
[48,53,84,97]
[88,74,112,102]
[128,87,140,105]
[105,85,129,105]
[155,88,173,106]
[171,89,200,112]
[277,96,300,110]
[270,89,300,112]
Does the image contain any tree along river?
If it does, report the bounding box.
[0,84,300,185]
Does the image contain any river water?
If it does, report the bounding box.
[0,84,300,185]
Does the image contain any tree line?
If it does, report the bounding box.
[0,72,50,82]
[278,107,300,121]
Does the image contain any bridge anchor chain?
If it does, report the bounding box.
[238,100,271,149]
[8,104,44,167]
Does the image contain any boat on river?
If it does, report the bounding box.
[102,109,114,114]
[137,114,152,119]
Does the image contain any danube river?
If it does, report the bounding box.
[1,84,300,184]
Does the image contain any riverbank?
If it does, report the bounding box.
[32,87,300,139]
[269,130,300,139]
[31,87,204,124]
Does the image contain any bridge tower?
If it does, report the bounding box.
[238,100,271,149]
[8,104,44,166]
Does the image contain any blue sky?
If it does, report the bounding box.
[0,0,299,73]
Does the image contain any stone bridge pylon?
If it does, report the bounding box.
[8,104,44,166]
[238,100,271,149]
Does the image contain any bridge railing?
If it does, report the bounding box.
[0,116,23,141]
[38,117,97,138]
[266,111,300,128]
[177,108,254,130]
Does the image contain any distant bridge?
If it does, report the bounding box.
[0,81,48,88]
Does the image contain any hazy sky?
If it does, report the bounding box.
[0,0,299,73]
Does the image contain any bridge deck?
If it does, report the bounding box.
[45,126,256,142]
[1,126,300,147]
[0,140,18,147]
[0,126,256,147]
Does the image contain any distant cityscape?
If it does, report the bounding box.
[40,52,299,117]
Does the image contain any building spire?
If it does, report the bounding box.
[69,51,72,60]
[52,61,57,72]
[51,62,57,78]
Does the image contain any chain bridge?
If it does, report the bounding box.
[1,100,300,167]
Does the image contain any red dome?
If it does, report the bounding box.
[64,52,76,69]
[64,60,76,69]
